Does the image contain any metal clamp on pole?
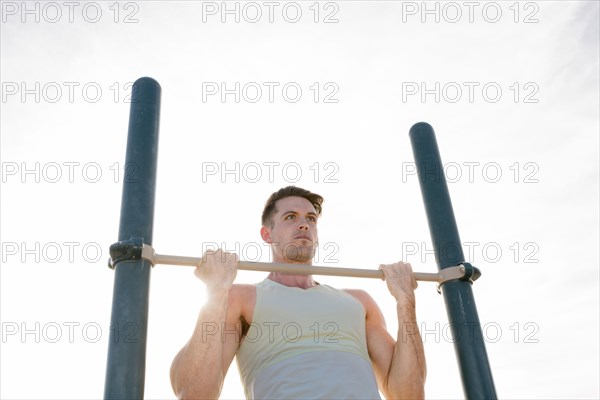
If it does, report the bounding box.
[436,262,482,293]
[460,262,481,283]
[107,237,144,269]
[115,243,477,288]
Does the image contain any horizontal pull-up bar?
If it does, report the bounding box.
[108,240,477,285]
[142,245,467,282]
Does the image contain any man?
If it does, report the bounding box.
[170,186,426,399]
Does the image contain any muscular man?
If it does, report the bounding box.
[170,186,426,399]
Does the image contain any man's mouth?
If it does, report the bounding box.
[294,235,312,241]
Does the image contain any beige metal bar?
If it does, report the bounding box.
[141,245,466,283]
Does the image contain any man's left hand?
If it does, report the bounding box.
[379,261,417,306]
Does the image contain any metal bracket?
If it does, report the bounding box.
[461,262,481,282]
[436,262,481,293]
[107,237,145,269]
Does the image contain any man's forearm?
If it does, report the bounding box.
[170,289,231,399]
[387,302,427,399]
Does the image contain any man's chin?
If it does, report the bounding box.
[286,256,314,264]
[281,246,315,264]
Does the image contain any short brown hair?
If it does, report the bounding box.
[261,186,324,227]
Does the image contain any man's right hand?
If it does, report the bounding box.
[194,249,238,294]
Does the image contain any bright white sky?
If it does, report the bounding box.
[1,1,599,399]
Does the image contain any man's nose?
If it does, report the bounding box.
[298,219,309,230]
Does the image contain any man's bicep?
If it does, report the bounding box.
[222,283,257,376]
[363,295,397,396]
[220,320,242,376]
[221,291,245,376]
[346,290,395,385]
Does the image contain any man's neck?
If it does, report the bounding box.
[267,272,317,289]
[267,254,316,289]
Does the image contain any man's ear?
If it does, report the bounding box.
[260,226,272,243]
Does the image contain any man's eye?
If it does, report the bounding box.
[308,216,316,222]
[285,215,295,220]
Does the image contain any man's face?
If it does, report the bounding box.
[260,196,319,264]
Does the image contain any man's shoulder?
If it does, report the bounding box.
[230,283,257,297]
[342,288,382,316]
[227,284,257,322]
[342,287,372,299]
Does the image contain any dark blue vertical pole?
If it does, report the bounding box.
[409,122,497,399]
[104,77,161,399]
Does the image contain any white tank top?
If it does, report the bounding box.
[235,278,381,399]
